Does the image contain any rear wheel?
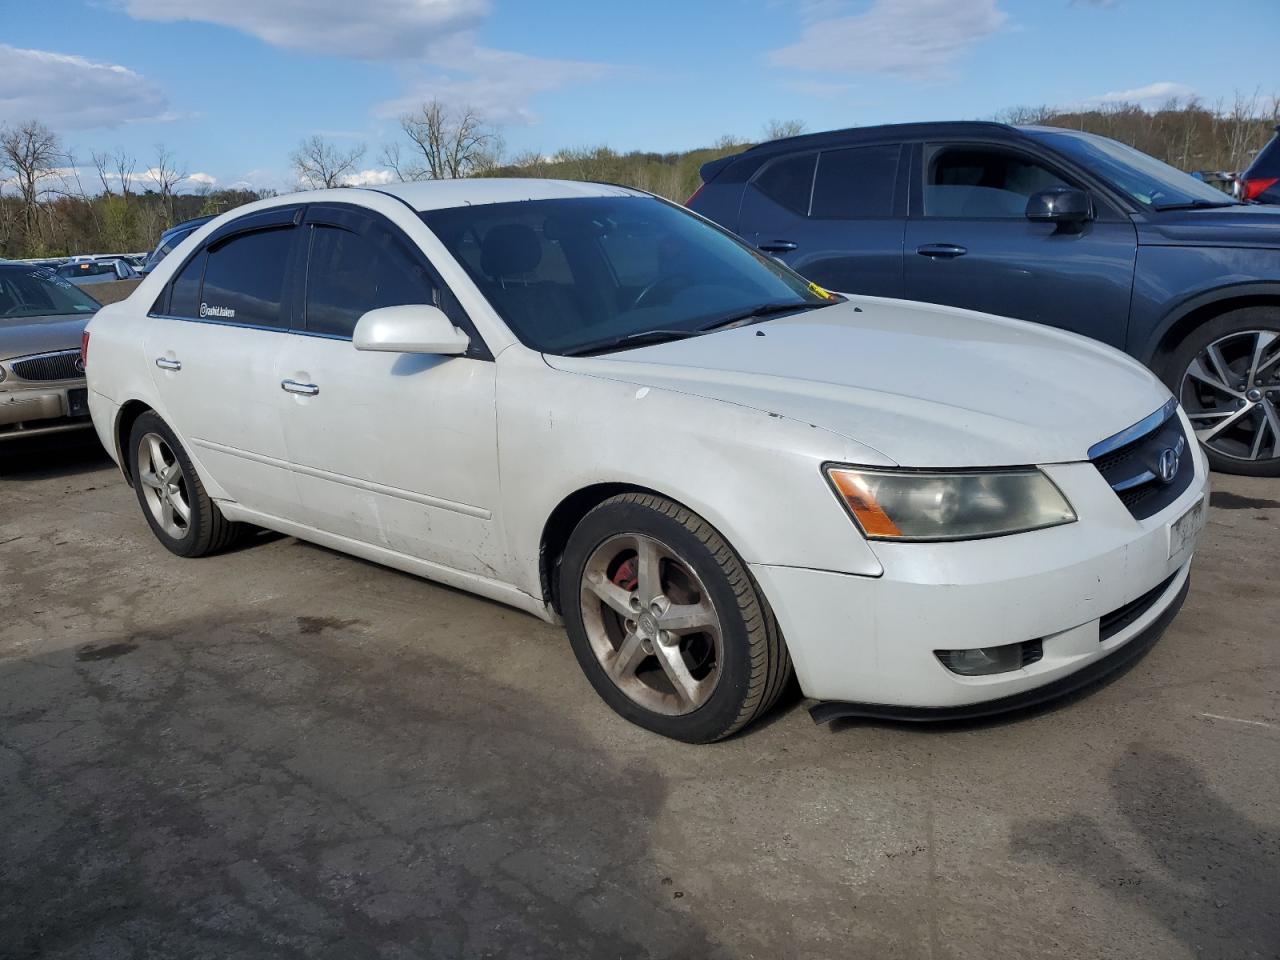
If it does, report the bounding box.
[1167,307,1280,477]
[562,493,791,743]
[127,412,242,556]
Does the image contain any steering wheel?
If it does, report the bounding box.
[630,273,691,311]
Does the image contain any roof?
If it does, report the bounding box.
[366,177,645,212]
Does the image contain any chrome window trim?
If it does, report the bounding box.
[146,313,349,341]
[1087,398,1178,461]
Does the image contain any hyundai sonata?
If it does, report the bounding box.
[84,180,1208,742]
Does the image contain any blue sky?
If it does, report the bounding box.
[3,0,1276,192]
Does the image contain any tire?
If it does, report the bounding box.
[561,492,791,743]
[1164,307,1280,477]
[127,411,242,557]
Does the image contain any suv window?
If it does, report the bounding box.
[811,145,900,219]
[304,224,437,338]
[923,146,1069,218]
[751,153,816,215]
[199,228,294,328]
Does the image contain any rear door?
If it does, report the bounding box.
[144,209,302,520]
[737,142,907,297]
[902,140,1138,346]
[276,203,502,578]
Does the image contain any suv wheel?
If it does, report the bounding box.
[127,411,242,556]
[1167,307,1280,477]
[561,493,791,743]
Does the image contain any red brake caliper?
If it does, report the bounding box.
[612,556,639,593]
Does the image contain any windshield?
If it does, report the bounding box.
[0,267,100,320]
[1025,128,1240,209]
[422,195,837,355]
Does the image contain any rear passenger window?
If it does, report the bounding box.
[167,251,206,318]
[304,224,436,338]
[751,153,816,215]
[811,145,900,219]
[200,228,294,329]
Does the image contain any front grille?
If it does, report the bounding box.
[1090,403,1194,521]
[1099,572,1178,641]
[11,350,82,382]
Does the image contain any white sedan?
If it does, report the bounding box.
[84,180,1208,742]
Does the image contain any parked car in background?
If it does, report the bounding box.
[86,181,1205,742]
[1,263,98,441]
[56,258,140,286]
[689,121,1280,476]
[1238,124,1280,204]
[141,216,214,275]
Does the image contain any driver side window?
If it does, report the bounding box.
[923,146,1069,219]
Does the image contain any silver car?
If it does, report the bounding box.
[0,264,99,441]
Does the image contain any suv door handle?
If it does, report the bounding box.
[155,357,182,371]
[757,240,798,253]
[281,379,319,396]
[916,243,967,259]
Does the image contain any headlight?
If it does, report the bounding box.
[0,364,6,383]
[825,466,1076,541]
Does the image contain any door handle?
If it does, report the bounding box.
[281,379,319,396]
[916,243,968,259]
[155,357,182,371]
[757,240,799,253]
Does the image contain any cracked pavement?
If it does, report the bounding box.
[1,436,1277,959]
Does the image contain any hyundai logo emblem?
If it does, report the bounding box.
[1158,446,1180,483]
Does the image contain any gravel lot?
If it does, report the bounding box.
[1,434,1277,960]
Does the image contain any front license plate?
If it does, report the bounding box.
[67,388,89,418]
[1169,497,1206,560]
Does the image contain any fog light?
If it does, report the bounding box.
[935,640,1042,676]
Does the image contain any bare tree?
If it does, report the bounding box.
[1,120,62,244]
[383,101,499,181]
[291,135,365,189]
[148,143,188,224]
[762,118,806,140]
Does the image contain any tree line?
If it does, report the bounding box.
[2,94,1276,261]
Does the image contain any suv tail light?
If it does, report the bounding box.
[685,182,705,206]
[1241,177,1277,201]
[79,330,90,373]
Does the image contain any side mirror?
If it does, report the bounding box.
[1025,186,1091,223]
[353,304,470,356]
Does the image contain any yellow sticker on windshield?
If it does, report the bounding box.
[808,281,835,300]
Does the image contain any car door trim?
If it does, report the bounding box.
[190,437,492,520]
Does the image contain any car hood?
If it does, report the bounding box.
[0,314,93,361]
[1138,203,1280,248]
[544,297,1171,467]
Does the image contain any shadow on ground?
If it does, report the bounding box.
[0,433,110,481]
[1011,745,1279,958]
[0,610,724,959]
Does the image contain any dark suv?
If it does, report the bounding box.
[688,121,1280,476]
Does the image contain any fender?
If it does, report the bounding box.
[1135,280,1280,367]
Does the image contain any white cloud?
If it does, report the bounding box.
[0,44,171,129]
[375,35,609,125]
[1085,81,1195,107]
[769,0,1008,81]
[119,0,487,59]
[187,171,217,187]
[341,168,397,186]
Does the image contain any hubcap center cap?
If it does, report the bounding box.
[637,611,659,637]
[1246,387,1263,403]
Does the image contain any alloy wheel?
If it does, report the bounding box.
[578,533,723,716]
[136,432,191,539]
[1180,329,1280,462]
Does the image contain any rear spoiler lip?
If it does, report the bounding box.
[698,153,740,185]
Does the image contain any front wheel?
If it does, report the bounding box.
[561,493,791,743]
[1167,307,1280,477]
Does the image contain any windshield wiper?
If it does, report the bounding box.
[559,328,704,357]
[1151,199,1238,210]
[699,298,832,331]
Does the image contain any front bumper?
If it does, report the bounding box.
[0,381,92,440]
[750,446,1209,714]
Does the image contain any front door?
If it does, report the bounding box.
[902,141,1138,347]
[277,204,502,579]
